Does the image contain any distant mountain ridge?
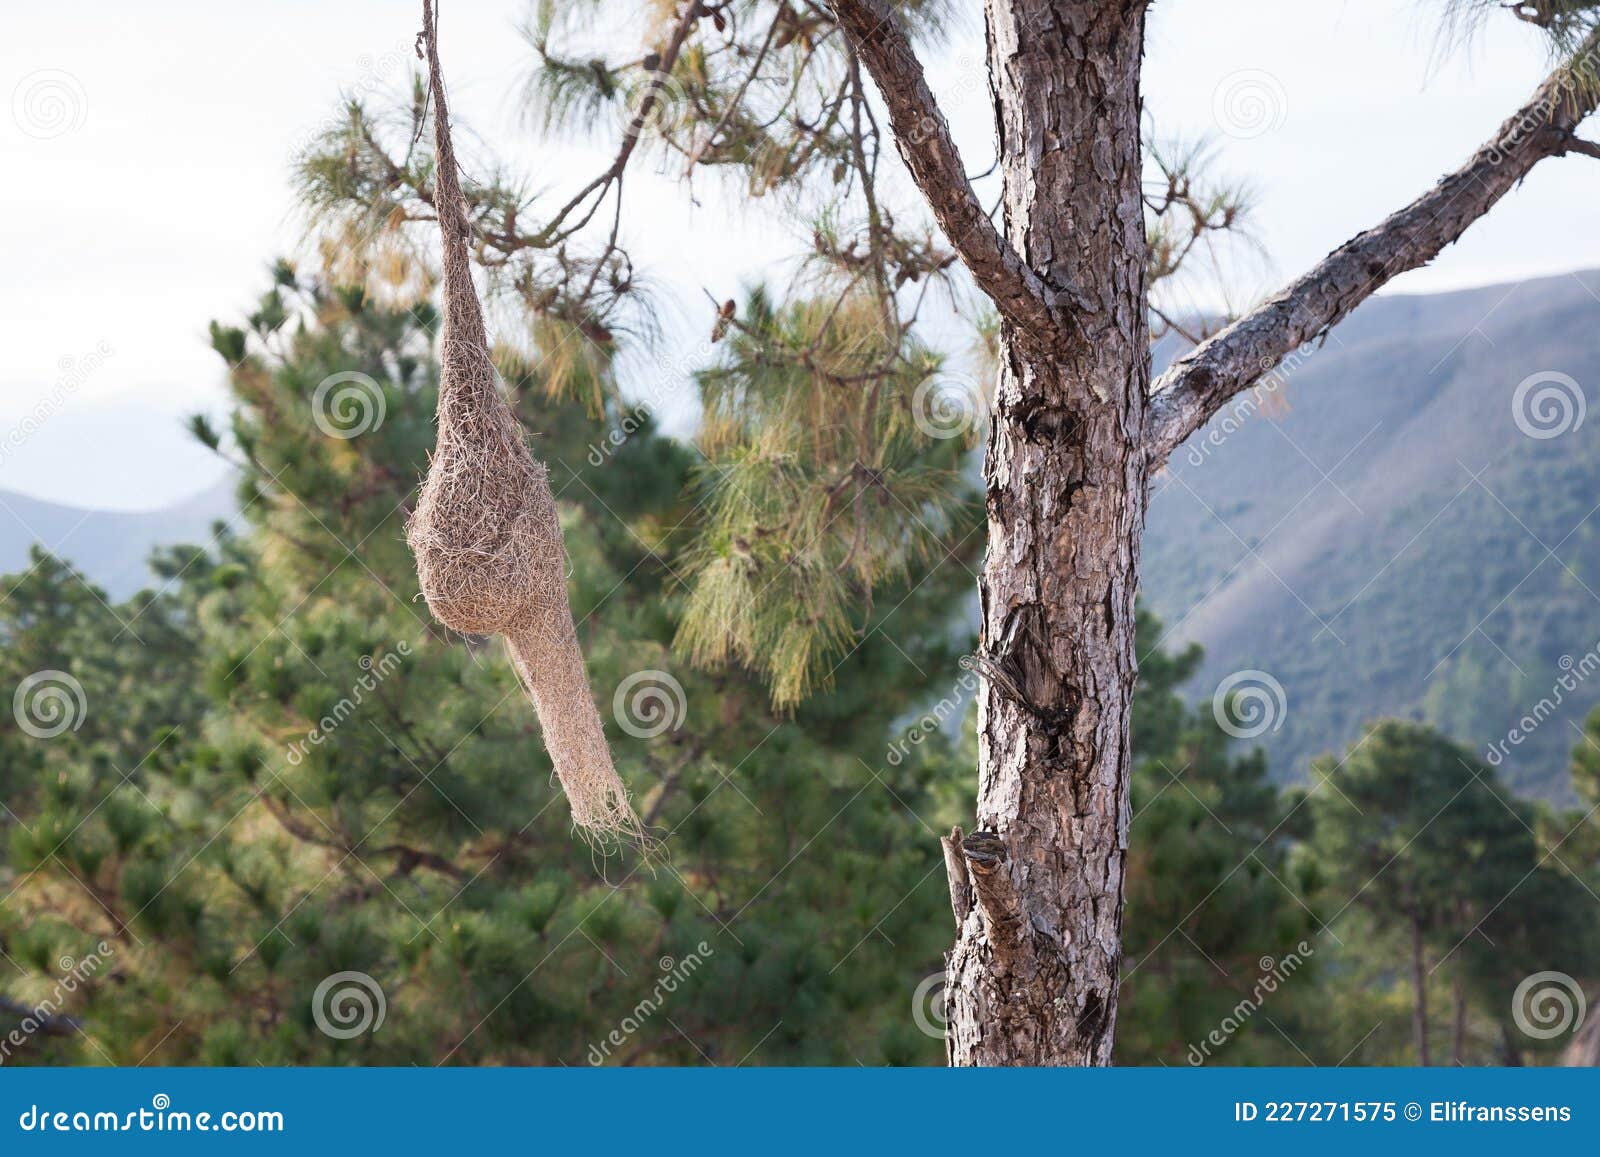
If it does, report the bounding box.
[1144,269,1600,801]
[0,479,236,600]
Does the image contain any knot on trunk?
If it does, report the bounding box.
[942,828,1038,972]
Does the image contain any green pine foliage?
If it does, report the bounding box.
[675,285,977,708]
[5,445,1596,1062]
[1116,648,1600,1067]
[0,269,977,1065]
[1117,609,1321,1065]
[1300,720,1600,1064]
[5,0,1600,1067]
[292,0,990,710]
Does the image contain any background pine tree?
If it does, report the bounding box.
[0,270,980,1065]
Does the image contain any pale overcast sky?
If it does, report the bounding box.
[4,0,1596,510]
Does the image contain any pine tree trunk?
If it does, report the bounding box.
[828,0,1600,1071]
[1451,965,1466,1065]
[1501,1021,1523,1066]
[943,1,1149,1067]
[1410,915,1432,1066]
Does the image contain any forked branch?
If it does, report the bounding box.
[828,0,1073,346]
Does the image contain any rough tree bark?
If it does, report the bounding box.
[830,0,1600,1064]
[936,0,1150,1067]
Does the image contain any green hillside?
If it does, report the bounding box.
[1143,270,1600,801]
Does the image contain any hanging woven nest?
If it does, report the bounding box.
[408,0,642,843]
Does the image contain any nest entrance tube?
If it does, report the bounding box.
[408,0,642,844]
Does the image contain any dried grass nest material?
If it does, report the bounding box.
[408,0,642,843]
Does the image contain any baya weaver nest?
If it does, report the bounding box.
[407,0,641,842]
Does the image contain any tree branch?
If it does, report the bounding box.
[0,996,78,1038]
[1565,135,1600,159]
[958,830,1033,973]
[534,0,705,247]
[1147,30,1600,464]
[827,0,1072,346]
[941,825,973,930]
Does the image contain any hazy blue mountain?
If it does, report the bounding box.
[0,478,236,601]
[1143,269,1600,801]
